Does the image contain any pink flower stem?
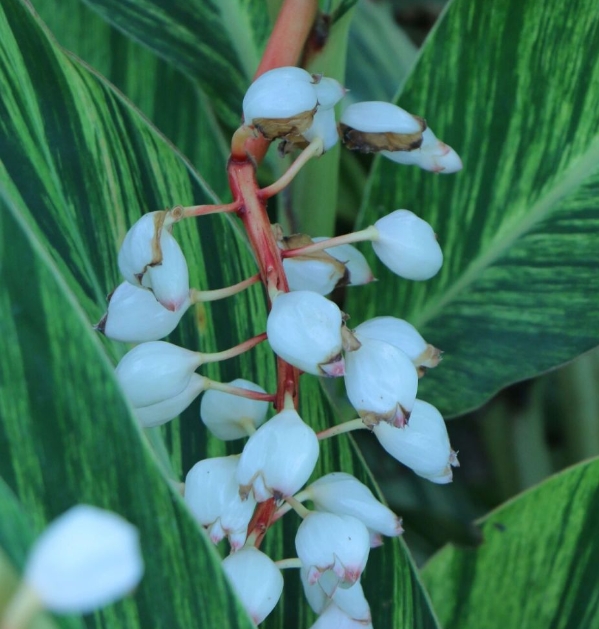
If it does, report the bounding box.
[282,225,379,258]
[189,274,260,303]
[317,418,368,441]
[200,332,267,364]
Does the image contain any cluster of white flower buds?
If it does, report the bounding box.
[86,65,463,627]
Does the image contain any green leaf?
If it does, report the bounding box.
[0,2,439,628]
[345,0,599,417]
[79,0,273,129]
[421,457,599,628]
[31,0,230,199]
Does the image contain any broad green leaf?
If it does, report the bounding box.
[345,0,599,417]
[79,0,273,129]
[0,185,254,628]
[421,457,599,628]
[30,0,230,199]
[0,2,438,629]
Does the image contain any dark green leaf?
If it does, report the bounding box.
[346,0,599,416]
[421,457,599,629]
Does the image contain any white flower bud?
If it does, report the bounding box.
[135,373,206,427]
[373,399,459,483]
[141,229,189,311]
[24,505,143,613]
[222,547,283,624]
[295,512,370,595]
[303,107,340,151]
[243,66,318,137]
[267,291,345,377]
[97,281,190,343]
[340,101,422,134]
[371,209,443,280]
[200,378,269,440]
[117,212,189,312]
[300,568,371,623]
[185,456,256,550]
[115,341,201,408]
[314,77,346,110]
[306,472,402,537]
[382,127,462,173]
[283,255,345,295]
[312,238,374,287]
[355,316,441,368]
[309,602,374,629]
[344,337,418,427]
[237,409,319,502]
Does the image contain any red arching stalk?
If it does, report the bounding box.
[228,158,298,412]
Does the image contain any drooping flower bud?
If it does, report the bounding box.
[200,378,269,440]
[237,409,319,502]
[371,209,443,280]
[295,512,370,595]
[382,127,462,173]
[24,505,143,613]
[117,211,189,311]
[354,316,441,369]
[222,546,284,624]
[344,337,418,427]
[300,568,371,623]
[115,341,201,408]
[305,472,403,538]
[373,399,459,483]
[185,455,256,550]
[312,238,375,287]
[309,601,374,629]
[243,66,318,140]
[135,373,207,428]
[339,101,425,153]
[267,291,345,376]
[96,281,190,343]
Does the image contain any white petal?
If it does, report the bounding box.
[344,338,418,426]
[314,77,346,109]
[185,455,256,548]
[237,409,319,501]
[303,107,340,151]
[295,512,370,593]
[313,238,374,286]
[300,566,328,614]
[144,230,189,312]
[243,66,317,123]
[100,282,189,343]
[24,505,143,613]
[373,399,457,483]
[200,378,269,440]
[372,209,443,280]
[222,547,283,624]
[267,291,344,376]
[354,317,427,364]
[307,472,402,537]
[283,255,344,295]
[309,602,373,629]
[340,101,422,134]
[115,341,201,408]
[135,373,206,427]
[117,212,162,286]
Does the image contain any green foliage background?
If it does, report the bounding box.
[1,0,599,628]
